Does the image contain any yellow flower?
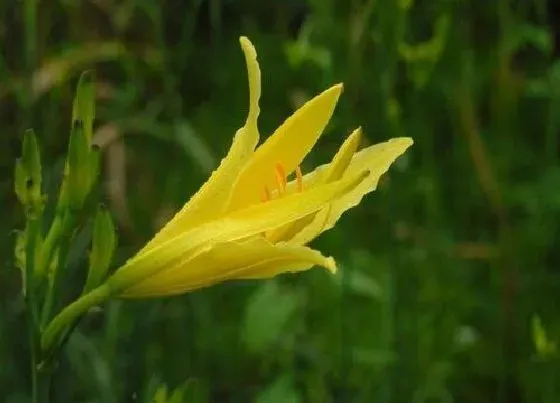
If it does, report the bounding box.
[104,37,413,298]
[41,36,412,352]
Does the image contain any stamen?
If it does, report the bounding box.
[275,163,287,195]
[295,166,303,193]
[260,164,304,204]
[260,185,271,202]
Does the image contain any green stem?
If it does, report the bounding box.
[36,214,65,279]
[27,281,40,403]
[29,318,38,402]
[22,1,48,400]
[41,213,75,326]
[25,218,40,321]
[30,340,51,403]
[26,219,48,403]
[42,284,112,354]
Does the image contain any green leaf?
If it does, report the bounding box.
[174,380,209,403]
[532,315,557,358]
[153,385,168,403]
[150,380,208,403]
[255,374,302,403]
[242,281,300,353]
[351,347,397,369]
[398,15,450,89]
[507,23,552,56]
[333,266,384,300]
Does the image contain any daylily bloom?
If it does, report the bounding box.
[103,36,413,298]
[41,36,413,352]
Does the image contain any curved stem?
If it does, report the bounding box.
[25,218,41,402]
[30,349,51,403]
[36,213,64,279]
[41,284,112,355]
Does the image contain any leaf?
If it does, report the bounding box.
[242,281,301,353]
[31,42,126,98]
[352,347,397,369]
[174,120,216,174]
[333,265,384,300]
[255,374,302,403]
[152,385,168,403]
[169,379,208,403]
[532,315,557,358]
[507,23,552,55]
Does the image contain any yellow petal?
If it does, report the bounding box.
[120,237,335,298]
[105,169,368,294]
[138,36,262,254]
[227,83,344,211]
[236,242,337,279]
[239,36,261,126]
[322,127,362,183]
[265,128,360,243]
[290,137,413,245]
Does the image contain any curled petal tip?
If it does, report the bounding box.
[350,127,363,140]
[239,36,257,58]
[325,257,337,273]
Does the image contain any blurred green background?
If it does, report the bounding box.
[2,0,560,402]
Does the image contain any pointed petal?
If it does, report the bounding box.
[291,137,413,245]
[265,128,361,243]
[239,36,261,127]
[120,237,336,298]
[322,127,362,183]
[227,84,344,210]
[139,37,262,253]
[105,169,368,294]
[236,242,337,279]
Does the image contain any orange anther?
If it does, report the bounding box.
[295,166,303,192]
[274,163,287,195]
[260,185,271,202]
[261,164,303,204]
